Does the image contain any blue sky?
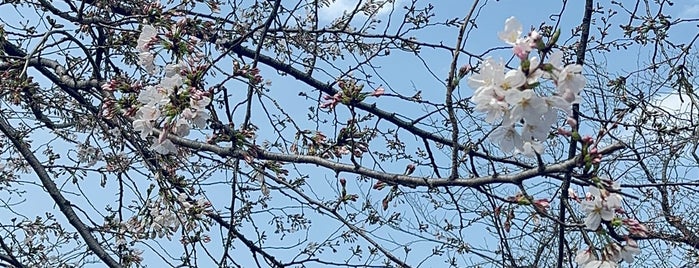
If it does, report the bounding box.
[1,0,699,267]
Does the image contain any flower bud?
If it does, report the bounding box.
[404,164,415,175]
[557,128,572,136]
[373,181,386,190]
[548,29,561,47]
[371,87,385,97]
[458,65,471,78]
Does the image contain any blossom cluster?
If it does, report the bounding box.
[111,192,212,246]
[576,240,641,268]
[129,24,211,154]
[137,25,157,74]
[571,179,646,267]
[475,17,648,267]
[468,17,585,156]
[76,142,102,167]
[320,77,384,110]
[580,183,622,231]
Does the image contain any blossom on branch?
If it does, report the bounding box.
[469,17,587,157]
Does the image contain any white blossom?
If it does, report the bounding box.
[174,117,190,136]
[151,139,177,155]
[520,140,543,156]
[138,51,156,74]
[619,239,641,263]
[76,143,101,167]
[557,64,586,97]
[473,86,508,123]
[159,72,183,90]
[468,57,505,90]
[133,105,160,138]
[575,248,594,266]
[581,186,616,230]
[137,25,157,52]
[501,69,527,90]
[498,16,522,45]
[505,89,547,123]
[521,120,550,141]
[138,86,169,106]
[490,124,524,153]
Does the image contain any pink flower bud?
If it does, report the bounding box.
[373,181,386,190]
[405,164,415,175]
[568,188,580,202]
[513,45,529,61]
[372,87,385,97]
[566,117,577,128]
[557,128,572,136]
[534,199,550,211]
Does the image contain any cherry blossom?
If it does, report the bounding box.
[151,139,178,155]
[498,16,522,46]
[137,25,157,51]
[159,70,183,90]
[619,239,641,263]
[520,120,550,142]
[522,56,544,83]
[174,117,190,136]
[137,25,157,74]
[505,89,547,123]
[544,95,573,116]
[575,248,594,266]
[498,16,541,60]
[520,140,543,156]
[501,69,527,90]
[581,192,615,230]
[138,51,156,74]
[468,17,590,157]
[623,219,649,237]
[491,124,524,153]
[138,85,169,106]
[557,64,586,101]
[133,105,160,138]
[472,86,508,123]
[468,57,506,90]
[372,86,385,96]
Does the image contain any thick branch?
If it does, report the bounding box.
[0,115,122,268]
[557,1,593,267]
[166,131,625,188]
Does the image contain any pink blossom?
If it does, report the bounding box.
[371,86,385,97]
[533,199,550,211]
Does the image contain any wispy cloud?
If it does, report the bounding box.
[678,1,699,18]
[659,92,695,115]
[319,0,355,21]
[318,0,401,22]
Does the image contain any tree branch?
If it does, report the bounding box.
[557,0,593,267]
[0,115,122,268]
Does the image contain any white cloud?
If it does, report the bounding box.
[658,92,696,115]
[319,0,355,21]
[318,0,400,22]
[678,2,699,18]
